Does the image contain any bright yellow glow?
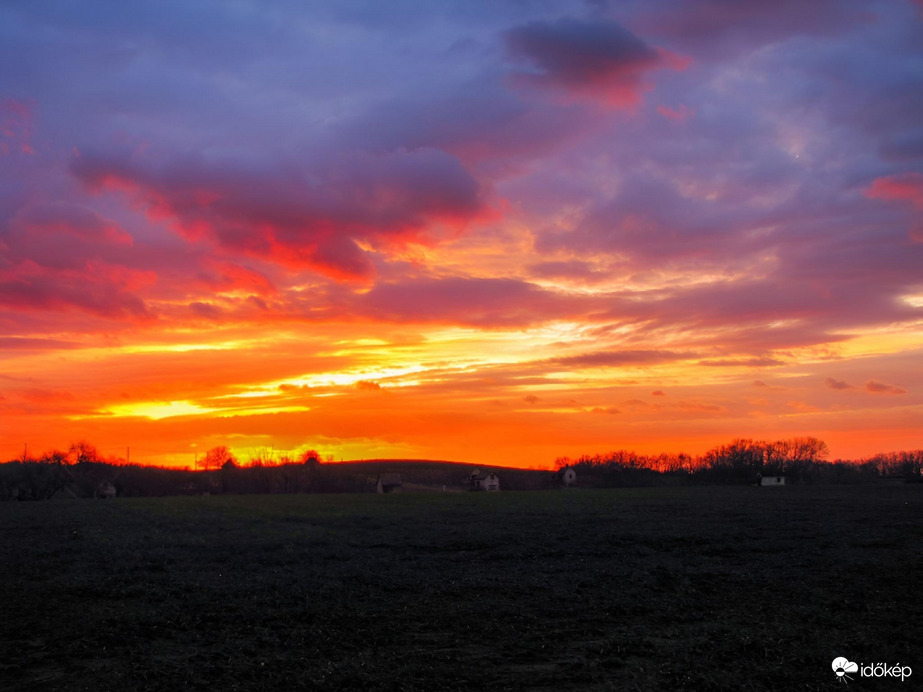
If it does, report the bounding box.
[100,400,220,420]
[268,364,429,389]
[829,324,923,358]
[216,405,311,417]
[113,341,253,354]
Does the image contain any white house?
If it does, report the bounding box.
[760,475,786,487]
[376,473,403,494]
[469,470,500,492]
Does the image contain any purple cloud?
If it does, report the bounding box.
[505,17,683,108]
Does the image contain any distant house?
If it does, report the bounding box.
[376,473,403,494]
[95,481,116,499]
[469,469,500,492]
[760,475,786,487]
[556,466,577,488]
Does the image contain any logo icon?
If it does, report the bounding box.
[832,657,859,683]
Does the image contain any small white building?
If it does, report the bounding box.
[95,481,117,499]
[760,475,786,487]
[557,466,577,488]
[376,473,403,494]
[469,470,500,492]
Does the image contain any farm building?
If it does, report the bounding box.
[469,470,500,492]
[95,481,117,499]
[556,466,577,488]
[376,473,403,494]
[760,475,786,487]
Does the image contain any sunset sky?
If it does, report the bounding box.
[2,0,922,468]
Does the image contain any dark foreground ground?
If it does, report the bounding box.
[0,485,920,691]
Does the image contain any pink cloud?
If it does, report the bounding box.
[550,349,695,368]
[864,172,923,210]
[359,276,590,327]
[197,260,276,297]
[865,173,923,240]
[527,260,613,284]
[0,259,153,320]
[12,203,133,246]
[0,99,35,156]
[657,103,695,122]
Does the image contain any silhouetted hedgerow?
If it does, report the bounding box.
[2,438,921,499]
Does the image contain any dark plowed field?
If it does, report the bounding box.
[1,485,919,690]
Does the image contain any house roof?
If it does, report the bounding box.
[377,473,402,486]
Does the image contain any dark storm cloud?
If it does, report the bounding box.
[505,17,677,107]
[506,17,658,85]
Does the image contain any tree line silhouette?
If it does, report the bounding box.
[0,442,339,500]
[555,436,922,487]
[1,436,921,500]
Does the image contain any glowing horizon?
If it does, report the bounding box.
[2,1,921,468]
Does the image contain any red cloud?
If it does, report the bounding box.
[865,173,923,241]
[198,260,276,297]
[0,201,157,322]
[505,18,686,109]
[13,203,133,246]
[865,172,923,210]
[71,148,493,281]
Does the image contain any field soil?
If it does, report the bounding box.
[1,485,920,690]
